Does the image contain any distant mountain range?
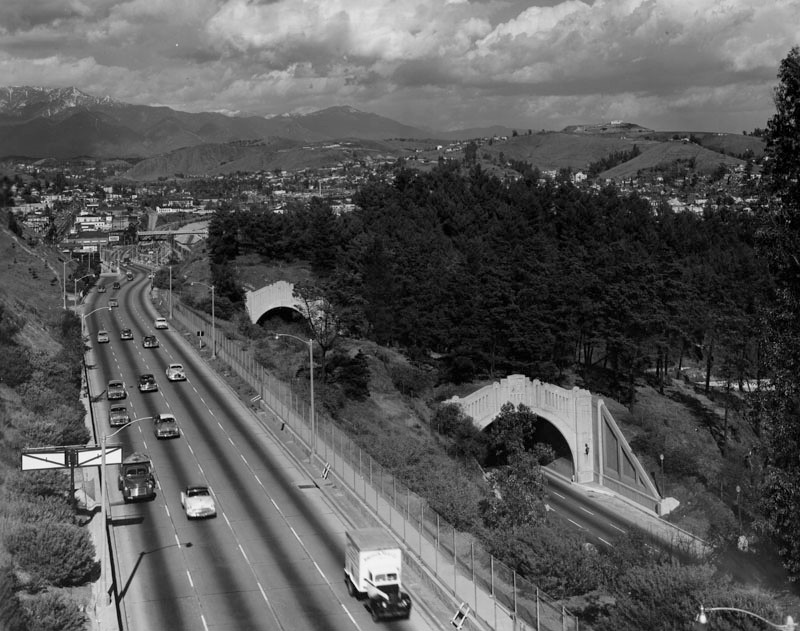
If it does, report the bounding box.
[0,86,767,182]
[0,86,518,160]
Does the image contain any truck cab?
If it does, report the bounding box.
[118,452,156,502]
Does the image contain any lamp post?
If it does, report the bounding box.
[73,273,95,307]
[169,265,173,319]
[99,416,152,607]
[191,282,215,358]
[659,453,665,496]
[736,484,742,530]
[82,306,112,337]
[697,605,796,630]
[274,333,315,456]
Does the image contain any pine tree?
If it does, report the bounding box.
[753,46,800,580]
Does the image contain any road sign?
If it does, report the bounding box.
[21,449,67,470]
[78,445,123,466]
[20,445,124,470]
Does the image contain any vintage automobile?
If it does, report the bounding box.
[165,363,186,381]
[120,328,134,340]
[96,329,110,344]
[137,373,158,393]
[154,317,168,329]
[109,298,119,308]
[142,335,159,349]
[107,380,127,400]
[108,405,130,427]
[180,485,217,519]
[153,413,180,439]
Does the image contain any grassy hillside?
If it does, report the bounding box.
[600,140,744,179]
[0,211,69,354]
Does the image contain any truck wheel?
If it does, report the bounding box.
[345,577,355,598]
[370,608,380,623]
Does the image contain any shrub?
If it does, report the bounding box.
[4,470,68,500]
[327,350,370,400]
[23,590,86,631]
[5,522,97,586]
[0,563,26,631]
[0,343,33,387]
[0,493,74,524]
[387,362,432,397]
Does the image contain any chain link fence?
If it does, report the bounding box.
[168,299,579,631]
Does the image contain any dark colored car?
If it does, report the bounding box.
[120,328,133,340]
[143,335,159,349]
[138,373,158,392]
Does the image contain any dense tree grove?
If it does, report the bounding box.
[209,161,769,403]
[752,45,800,581]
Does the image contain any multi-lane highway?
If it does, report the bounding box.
[84,270,437,631]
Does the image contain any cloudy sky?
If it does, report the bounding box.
[1,0,797,133]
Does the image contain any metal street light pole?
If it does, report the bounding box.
[274,333,315,456]
[169,265,173,319]
[659,453,665,496]
[697,605,796,630]
[99,416,151,608]
[82,306,112,337]
[73,273,95,308]
[191,282,215,358]
[736,484,742,530]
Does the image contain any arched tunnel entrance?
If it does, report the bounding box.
[256,306,307,329]
[482,416,574,477]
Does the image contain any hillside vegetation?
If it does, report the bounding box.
[170,160,797,628]
[0,211,98,630]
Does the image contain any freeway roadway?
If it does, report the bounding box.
[84,270,438,631]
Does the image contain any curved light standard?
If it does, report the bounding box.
[73,273,95,307]
[99,416,152,606]
[697,605,796,630]
[62,258,77,310]
[191,282,215,359]
[82,306,111,337]
[274,333,315,456]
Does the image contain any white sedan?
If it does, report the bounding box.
[180,485,217,519]
[165,363,186,381]
[154,317,168,329]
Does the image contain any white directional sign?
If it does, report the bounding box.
[21,450,67,470]
[20,445,124,470]
[78,445,123,466]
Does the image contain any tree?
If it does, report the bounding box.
[753,46,800,581]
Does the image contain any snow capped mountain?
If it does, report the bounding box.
[0,86,122,119]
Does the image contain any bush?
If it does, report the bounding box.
[5,522,97,587]
[0,343,33,387]
[23,590,86,631]
[387,362,432,397]
[327,350,370,401]
[0,564,26,631]
[0,493,74,524]
[4,470,68,500]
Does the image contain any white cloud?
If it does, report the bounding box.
[0,0,797,131]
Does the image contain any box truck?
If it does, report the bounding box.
[344,528,412,622]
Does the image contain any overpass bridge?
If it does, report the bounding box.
[245,281,306,323]
[448,374,669,514]
[246,281,667,514]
